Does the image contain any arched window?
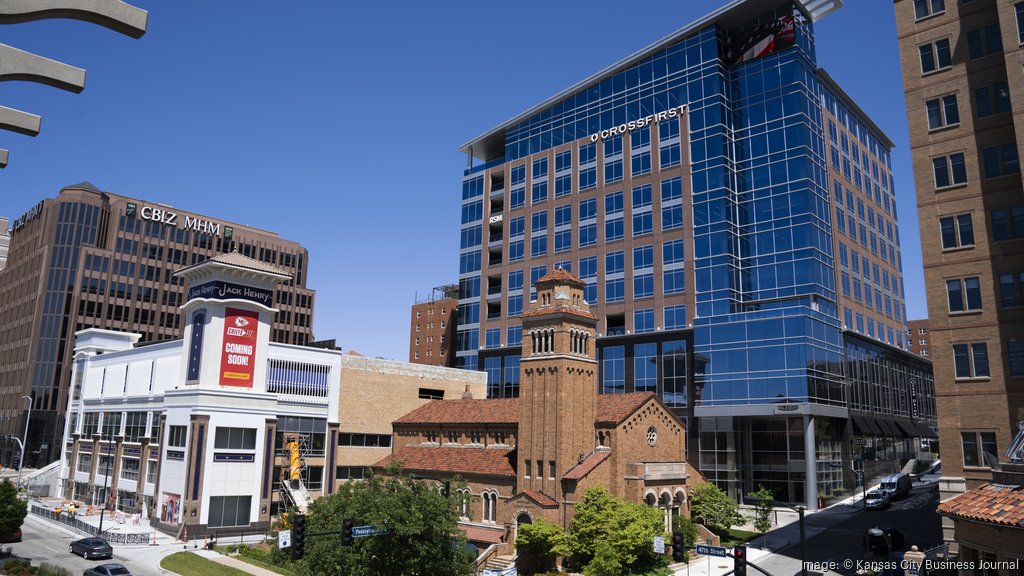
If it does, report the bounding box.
[458,489,471,519]
[482,491,498,523]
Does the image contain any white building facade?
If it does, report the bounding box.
[57,253,341,536]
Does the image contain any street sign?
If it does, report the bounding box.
[353,525,391,538]
[853,438,867,446]
[653,536,665,554]
[695,544,727,557]
[278,529,291,549]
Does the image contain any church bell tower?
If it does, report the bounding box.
[517,268,598,503]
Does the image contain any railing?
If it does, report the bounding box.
[30,504,152,544]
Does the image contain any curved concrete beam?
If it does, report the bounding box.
[0,43,86,93]
[0,0,147,38]
[0,105,40,136]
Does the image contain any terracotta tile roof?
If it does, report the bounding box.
[520,305,597,320]
[392,393,654,427]
[536,268,586,287]
[595,392,655,424]
[562,450,610,481]
[937,483,1024,526]
[373,445,515,478]
[516,490,558,507]
[459,523,505,544]
[207,251,291,277]
[393,398,519,425]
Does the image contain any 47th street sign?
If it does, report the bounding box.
[353,525,391,538]
[694,544,728,557]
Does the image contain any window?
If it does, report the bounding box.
[991,206,1024,241]
[961,431,998,468]
[932,153,967,188]
[999,273,1024,307]
[120,457,140,482]
[208,495,251,528]
[1017,2,1024,43]
[418,388,444,400]
[579,198,597,247]
[919,38,951,73]
[975,82,1011,117]
[953,342,990,378]
[633,245,654,298]
[630,127,651,177]
[531,157,548,204]
[914,0,944,19]
[663,239,685,295]
[981,143,1020,178]
[77,452,92,474]
[167,425,187,448]
[604,135,623,184]
[1008,340,1024,376]
[124,412,147,443]
[605,191,624,241]
[947,277,982,312]
[634,309,654,334]
[665,305,686,330]
[940,214,974,249]
[606,251,624,303]
[661,177,683,231]
[632,184,653,236]
[215,427,257,450]
[926,95,959,130]
[967,24,1002,60]
[659,119,681,169]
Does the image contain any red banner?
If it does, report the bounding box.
[220,307,259,387]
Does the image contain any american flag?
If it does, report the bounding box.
[727,14,796,66]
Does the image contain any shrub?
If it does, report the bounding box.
[36,564,72,576]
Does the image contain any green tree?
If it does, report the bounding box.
[671,516,700,562]
[516,519,564,575]
[297,465,473,576]
[563,486,669,576]
[0,479,27,537]
[747,486,774,537]
[689,483,741,535]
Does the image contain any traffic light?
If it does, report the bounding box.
[734,544,747,576]
[341,518,354,546]
[291,514,306,560]
[671,531,685,562]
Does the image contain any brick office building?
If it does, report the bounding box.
[906,319,931,358]
[409,285,458,367]
[377,270,700,549]
[893,0,1024,558]
[0,183,317,466]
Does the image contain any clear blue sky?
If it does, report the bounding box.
[0,1,923,360]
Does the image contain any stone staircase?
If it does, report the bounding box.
[481,554,516,573]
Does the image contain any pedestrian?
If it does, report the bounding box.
[69,503,77,519]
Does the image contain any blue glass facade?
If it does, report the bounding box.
[459,0,931,506]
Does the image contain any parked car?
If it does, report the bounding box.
[865,490,890,510]
[879,473,912,500]
[0,528,21,543]
[69,538,113,560]
[83,565,132,576]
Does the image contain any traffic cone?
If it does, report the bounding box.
[150,532,158,546]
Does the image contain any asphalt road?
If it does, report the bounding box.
[756,481,942,576]
[7,514,180,576]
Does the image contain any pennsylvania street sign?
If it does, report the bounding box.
[695,544,727,557]
[353,525,391,538]
[653,536,665,554]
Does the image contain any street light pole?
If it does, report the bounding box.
[17,395,31,488]
[97,432,114,535]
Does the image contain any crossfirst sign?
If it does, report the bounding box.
[589,106,685,142]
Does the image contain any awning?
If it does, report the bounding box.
[850,416,870,435]
[894,419,918,439]
[877,419,898,437]
[863,417,883,436]
[913,421,938,439]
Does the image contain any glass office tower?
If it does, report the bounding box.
[458,0,935,508]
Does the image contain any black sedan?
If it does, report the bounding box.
[69,538,113,560]
[83,564,131,576]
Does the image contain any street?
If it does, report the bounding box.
[7,513,196,576]
[755,481,942,576]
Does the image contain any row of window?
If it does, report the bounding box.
[945,271,1024,311]
[926,85,1012,132]
[931,144,1020,190]
[917,18,1008,77]
[953,341,1024,379]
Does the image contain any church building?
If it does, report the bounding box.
[375,269,701,548]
